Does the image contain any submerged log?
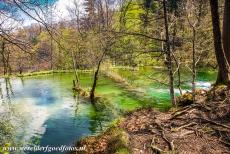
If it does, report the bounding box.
[73,86,90,98]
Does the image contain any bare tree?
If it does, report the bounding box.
[163,0,176,106]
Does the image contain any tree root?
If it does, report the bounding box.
[155,122,174,151]
[171,122,197,132]
[170,105,198,120]
[178,130,195,137]
[161,130,174,151]
[197,118,230,130]
[151,137,164,154]
[220,139,230,146]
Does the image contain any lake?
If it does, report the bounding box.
[0,68,216,154]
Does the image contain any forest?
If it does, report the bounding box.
[0,0,230,154]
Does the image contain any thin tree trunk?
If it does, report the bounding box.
[172,22,182,95]
[1,39,7,75]
[90,57,103,103]
[192,27,196,103]
[6,51,11,75]
[71,50,80,87]
[163,0,176,106]
[50,36,53,70]
[209,0,230,84]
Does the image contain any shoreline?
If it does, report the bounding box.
[71,86,230,154]
[0,69,93,79]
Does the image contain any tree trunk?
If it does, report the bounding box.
[6,51,11,75]
[50,36,53,70]
[172,22,182,95]
[192,27,196,103]
[71,50,80,88]
[163,0,176,106]
[209,0,230,84]
[90,58,103,103]
[1,39,7,75]
[223,0,230,64]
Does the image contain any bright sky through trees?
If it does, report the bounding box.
[0,0,84,26]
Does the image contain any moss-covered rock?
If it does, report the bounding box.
[176,89,207,107]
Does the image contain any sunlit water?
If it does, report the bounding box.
[0,69,216,154]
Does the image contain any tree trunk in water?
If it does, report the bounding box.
[163,0,176,106]
[6,51,11,75]
[71,50,80,88]
[1,39,7,75]
[223,0,230,64]
[209,0,230,84]
[90,58,102,103]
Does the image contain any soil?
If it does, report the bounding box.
[72,85,230,154]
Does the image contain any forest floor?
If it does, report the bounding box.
[73,85,230,154]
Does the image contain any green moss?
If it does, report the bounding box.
[109,118,124,128]
[115,148,130,154]
[76,126,130,154]
[176,92,193,107]
[102,127,130,154]
[107,128,130,154]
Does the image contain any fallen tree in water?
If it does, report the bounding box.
[72,86,90,98]
[72,85,230,154]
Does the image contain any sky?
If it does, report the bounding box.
[0,0,85,27]
[1,0,118,28]
[23,0,85,26]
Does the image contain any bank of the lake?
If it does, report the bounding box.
[73,86,230,154]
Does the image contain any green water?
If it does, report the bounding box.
[112,67,216,105]
[0,69,217,154]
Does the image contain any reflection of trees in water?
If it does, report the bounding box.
[72,94,107,134]
[73,93,80,117]
[0,116,15,147]
[20,77,25,87]
[0,83,3,101]
[88,100,117,134]
[0,80,14,147]
[88,104,103,134]
[3,78,15,113]
[0,78,18,147]
[4,78,14,104]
